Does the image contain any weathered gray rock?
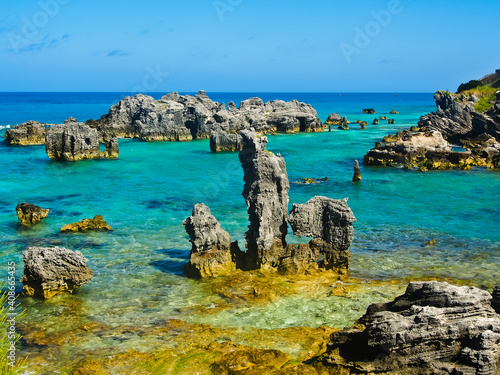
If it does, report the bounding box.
[20,246,93,299]
[45,119,118,161]
[288,196,355,272]
[352,160,361,182]
[492,285,500,314]
[16,203,49,225]
[323,281,500,375]
[183,203,236,278]
[94,92,324,142]
[418,91,500,144]
[209,130,243,152]
[239,129,290,269]
[4,121,47,145]
[325,113,342,125]
[364,129,500,170]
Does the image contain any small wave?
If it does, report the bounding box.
[0,125,11,130]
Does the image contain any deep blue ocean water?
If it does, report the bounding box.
[0,92,499,365]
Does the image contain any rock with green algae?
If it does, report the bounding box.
[183,203,237,278]
[60,215,111,232]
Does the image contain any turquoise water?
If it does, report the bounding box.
[0,93,499,367]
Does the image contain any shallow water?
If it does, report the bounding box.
[0,92,499,371]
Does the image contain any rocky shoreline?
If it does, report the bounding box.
[364,76,500,170]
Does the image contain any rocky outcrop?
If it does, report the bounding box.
[325,113,342,125]
[60,215,111,232]
[4,121,47,145]
[363,108,376,114]
[239,129,290,269]
[322,281,500,375]
[209,130,243,153]
[46,119,119,161]
[288,196,356,272]
[16,203,49,225]
[418,91,500,144]
[183,203,236,278]
[352,160,361,182]
[20,246,93,299]
[364,129,500,170]
[390,111,399,114]
[372,118,379,125]
[94,91,324,142]
[493,285,500,314]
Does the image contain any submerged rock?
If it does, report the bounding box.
[239,129,290,269]
[288,196,356,272]
[60,215,111,232]
[352,160,361,182]
[20,246,93,299]
[183,203,236,278]
[209,130,243,152]
[46,119,119,161]
[323,281,500,374]
[16,203,49,225]
[4,121,47,145]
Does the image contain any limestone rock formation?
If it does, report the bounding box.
[20,246,93,299]
[418,91,500,144]
[493,285,500,314]
[60,215,111,232]
[183,203,236,278]
[209,130,243,153]
[288,196,356,272]
[322,281,500,374]
[390,111,399,114]
[46,119,119,161]
[364,129,500,170]
[4,121,47,145]
[93,92,324,142]
[352,160,361,182]
[16,203,49,225]
[239,129,290,269]
[372,118,379,125]
[363,108,376,114]
[325,113,342,125]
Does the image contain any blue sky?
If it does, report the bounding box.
[1,0,499,92]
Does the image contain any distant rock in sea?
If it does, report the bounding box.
[325,113,342,125]
[4,120,48,145]
[352,160,362,182]
[21,246,93,299]
[16,203,49,225]
[46,118,119,161]
[364,88,500,170]
[93,91,324,142]
[363,108,376,114]
[322,281,500,374]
